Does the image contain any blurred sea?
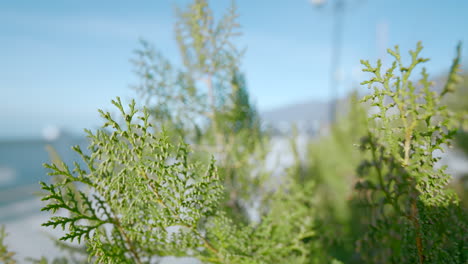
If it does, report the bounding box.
[0,135,87,209]
[0,134,88,261]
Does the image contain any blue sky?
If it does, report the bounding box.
[1,0,467,139]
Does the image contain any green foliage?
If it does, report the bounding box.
[210,69,268,224]
[27,256,80,264]
[131,39,206,134]
[175,0,242,80]
[305,92,370,261]
[215,70,261,136]
[308,92,368,223]
[0,226,16,264]
[132,0,243,135]
[356,42,467,263]
[444,71,468,154]
[243,180,326,264]
[443,62,468,210]
[41,98,226,263]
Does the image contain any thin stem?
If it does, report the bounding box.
[401,121,424,263]
[328,0,345,123]
[411,199,424,264]
[101,195,143,264]
[113,217,144,264]
[400,111,424,264]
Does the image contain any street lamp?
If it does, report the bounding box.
[310,0,345,124]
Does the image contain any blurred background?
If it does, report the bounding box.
[1,0,468,260]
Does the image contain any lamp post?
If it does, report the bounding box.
[311,0,345,124]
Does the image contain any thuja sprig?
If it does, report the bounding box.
[41,97,226,263]
[356,42,467,263]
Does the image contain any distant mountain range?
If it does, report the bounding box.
[260,97,352,136]
[259,74,453,136]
